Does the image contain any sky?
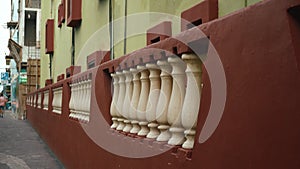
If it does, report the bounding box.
[0,0,11,74]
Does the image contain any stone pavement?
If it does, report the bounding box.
[0,111,64,169]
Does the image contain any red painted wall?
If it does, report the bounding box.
[27,0,300,168]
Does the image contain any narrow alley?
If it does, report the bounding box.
[0,111,63,169]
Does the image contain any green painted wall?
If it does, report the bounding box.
[40,0,51,88]
[40,0,261,87]
[75,0,110,71]
[40,0,109,86]
[247,0,262,6]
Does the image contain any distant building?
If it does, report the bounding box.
[7,0,41,119]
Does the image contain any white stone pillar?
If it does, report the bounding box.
[129,68,141,134]
[33,94,36,107]
[85,79,92,122]
[181,54,202,149]
[167,56,186,145]
[81,80,88,113]
[156,60,173,142]
[136,66,150,136]
[43,90,49,110]
[77,82,84,116]
[110,74,119,128]
[122,70,133,132]
[116,71,126,131]
[37,93,42,108]
[72,82,79,118]
[53,87,62,114]
[69,83,75,118]
[146,63,161,139]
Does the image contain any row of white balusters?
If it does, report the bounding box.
[43,90,49,110]
[52,87,63,114]
[110,53,202,149]
[69,79,92,122]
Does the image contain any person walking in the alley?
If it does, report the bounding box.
[0,93,7,118]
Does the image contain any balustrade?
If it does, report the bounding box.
[69,79,92,122]
[26,96,30,106]
[37,93,42,108]
[109,53,202,149]
[43,90,49,110]
[32,94,36,107]
[52,87,63,114]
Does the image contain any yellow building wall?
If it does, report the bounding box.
[40,0,109,87]
[75,0,110,71]
[40,0,262,87]
[114,0,262,58]
[40,0,72,87]
[40,0,51,88]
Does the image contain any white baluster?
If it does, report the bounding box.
[74,81,81,118]
[146,63,161,139]
[167,56,186,145]
[53,87,62,114]
[85,79,91,122]
[37,94,39,108]
[181,54,202,149]
[52,89,56,112]
[80,80,88,120]
[69,83,75,118]
[59,88,63,113]
[129,68,141,134]
[32,95,34,106]
[80,81,86,112]
[110,73,119,128]
[122,70,133,132]
[43,90,49,110]
[116,71,126,131]
[80,79,91,122]
[136,66,150,136]
[37,93,41,108]
[78,81,84,117]
[156,60,173,142]
[33,94,36,107]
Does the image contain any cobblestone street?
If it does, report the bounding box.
[0,111,64,169]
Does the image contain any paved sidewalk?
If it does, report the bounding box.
[0,111,64,169]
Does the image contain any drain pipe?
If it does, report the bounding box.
[123,0,127,55]
[49,0,53,79]
[49,54,53,79]
[71,28,75,65]
[109,0,114,60]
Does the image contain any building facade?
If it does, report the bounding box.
[40,0,261,87]
[7,0,41,118]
